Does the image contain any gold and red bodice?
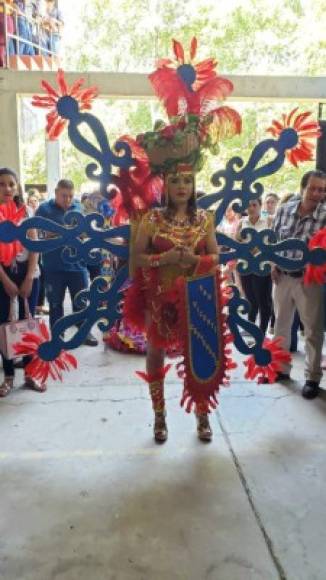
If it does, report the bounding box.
[124,208,215,349]
[141,208,214,289]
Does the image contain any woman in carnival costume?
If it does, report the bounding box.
[124,162,220,442]
[28,39,318,437]
[116,38,242,443]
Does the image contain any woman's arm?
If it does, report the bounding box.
[182,216,219,267]
[0,264,19,298]
[180,218,219,277]
[205,219,219,263]
[134,221,181,269]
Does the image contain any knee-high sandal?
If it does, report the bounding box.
[195,403,213,442]
[136,365,171,443]
[149,379,168,443]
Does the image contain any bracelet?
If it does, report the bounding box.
[149,254,161,268]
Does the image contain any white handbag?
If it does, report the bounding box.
[0,299,43,360]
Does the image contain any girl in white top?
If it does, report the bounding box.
[0,168,44,397]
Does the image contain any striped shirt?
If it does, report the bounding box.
[273,198,326,260]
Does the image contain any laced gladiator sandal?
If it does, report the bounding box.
[24,375,47,393]
[154,411,168,443]
[196,413,213,442]
[0,377,14,398]
[136,365,171,443]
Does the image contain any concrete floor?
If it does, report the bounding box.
[0,334,326,580]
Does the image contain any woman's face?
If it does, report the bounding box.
[0,173,17,204]
[265,195,278,215]
[28,195,39,210]
[247,200,261,219]
[166,172,194,207]
[225,207,237,221]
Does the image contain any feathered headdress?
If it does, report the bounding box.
[140,37,241,172]
[112,38,242,222]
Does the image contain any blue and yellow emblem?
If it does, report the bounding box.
[185,274,222,383]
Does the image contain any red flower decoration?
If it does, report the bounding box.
[159,124,178,139]
[304,227,326,285]
[32,69,98,140]
[0,200,26,266]
[243,337,291,384]
[266,108,321,167]
[13,320,77,383]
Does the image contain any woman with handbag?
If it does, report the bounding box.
[0,167,44,396]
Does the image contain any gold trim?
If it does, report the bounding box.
[185,274,222,384]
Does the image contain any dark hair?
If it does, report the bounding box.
[300,170,326,193]
[249,197,262,206]
[56,179,74,190]
[14,184,25,208]
[0,167,18,182]
[164,174,197,223]
[27,187,40,198]
[265,192,279,201]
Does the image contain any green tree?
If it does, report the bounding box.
[24,0,326,195]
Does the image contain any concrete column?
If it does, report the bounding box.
[0,91,22,179]
[46,139,62,197]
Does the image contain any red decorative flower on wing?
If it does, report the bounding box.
[266,108,321,167]
[243,337,291,384]
[13,320,77,383]
[32,69,98,140]
[0,200,26,266]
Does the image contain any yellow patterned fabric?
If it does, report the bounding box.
[140,208,214,290]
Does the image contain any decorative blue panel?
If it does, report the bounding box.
[0,94,324,367]
[197,128,298,225]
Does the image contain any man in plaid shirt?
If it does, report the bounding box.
[272,169,326,399]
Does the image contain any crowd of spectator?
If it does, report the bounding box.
[220,170,326,398]
[0,0,63,66]
[1,168,326,400]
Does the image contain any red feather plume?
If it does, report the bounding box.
[110,135,164,224]
[304,228,326,285]
[202,106,242,144]
[243,337,291,384]
[13,320,77,383]
[190,37,197,60]
[0,201,26,266]
[136,364,172,384]
[149,38,235,119]
[173,39,185,64]
[149,67,194,117]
